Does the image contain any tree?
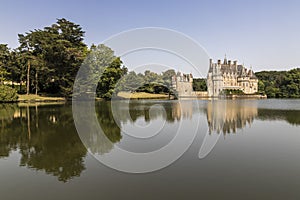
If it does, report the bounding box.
[5,50,24,91]
[0,44,10,84]
[116,71,145,92]
[17,18,88,97]
[0,85,18,102]
[258,80,265,94]
[97,57,127,99]
[18,33,36,95]
[162,69,176,93]
[144,70,163,84]
[193,78,207,91]
[73,44,127,100]
[43,19,88,96]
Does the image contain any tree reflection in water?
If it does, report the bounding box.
[0,103,87,182]
[0,100,299,182]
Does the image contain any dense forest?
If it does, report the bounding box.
[255,68,300,98]
[0,18,299,101]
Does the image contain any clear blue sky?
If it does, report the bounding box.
[1,0,300,71]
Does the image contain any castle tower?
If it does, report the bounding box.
[212,62,223,97]
[173,71,194,97]
[207,59,214,96]
[207,59,224,97]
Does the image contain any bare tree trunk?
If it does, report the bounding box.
[27,59,30,95]
[35,68,38,95]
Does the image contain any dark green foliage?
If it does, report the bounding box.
[193,78,207,91]
[136,83,170,94]
[0,104,87,182]
[96,57,127,99]
[115,71,144,92]
[0,44,11,84]
[17,18,88,97]
[162,69,176,87]
[0,18,88,97]
[0,85,18,102]
[223,89,244,95]
[116,69,176,95]
[255,68,300,98]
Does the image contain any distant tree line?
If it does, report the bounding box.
[255,68,300,98]
[117,71,209,94]
[116,69,176,95]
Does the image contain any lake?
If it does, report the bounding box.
[0,99,300,200]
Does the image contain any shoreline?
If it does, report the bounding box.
[2,93,297,103]
[17,94,66,103]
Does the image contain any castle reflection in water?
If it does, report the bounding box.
[123,100,258,135]
[168,100,257,135]
[206,100,257,135]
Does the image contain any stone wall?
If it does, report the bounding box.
[176,81,193,97]
[192,91,208,97]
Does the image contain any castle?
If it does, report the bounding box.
[172,57,259,97]
[171,72,194,97]
[207,57,258,97]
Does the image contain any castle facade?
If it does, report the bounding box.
[171,72,194,97]
[207,57,258,97]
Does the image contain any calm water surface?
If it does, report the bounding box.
[0,99,300,200]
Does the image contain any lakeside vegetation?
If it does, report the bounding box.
[0,18,299,101]
[18,94,65,102]
[255,69,300,98]
[117,92,169,99]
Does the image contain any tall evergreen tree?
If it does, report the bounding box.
[17,18,88,96]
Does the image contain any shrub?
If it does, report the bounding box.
[0,85,18,102]
[223,89,244,95]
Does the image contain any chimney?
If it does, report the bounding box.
[217,59,221,65]
[233,60,237,66]
[228,60,231,66]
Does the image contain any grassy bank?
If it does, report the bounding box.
[117,92,170,99]
[18,94,66,102]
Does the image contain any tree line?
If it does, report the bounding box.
[0,18,179,100]
[255,68,300,98]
